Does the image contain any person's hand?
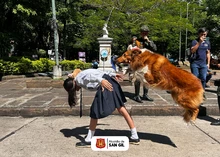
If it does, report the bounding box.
[131,46,140,51]
[115,74,124,82]
[68,73,73,78]
[101,79,113,91]
[144,36,150,42]
[207,64,210,69]
[199,35,206,43]
[218,64,220,68]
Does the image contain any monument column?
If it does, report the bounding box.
[97,24,114,72]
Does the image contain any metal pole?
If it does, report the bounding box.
[185,2,190,61]
[179,8,181,61]
[51,0,62,79]
[51,0,59,66]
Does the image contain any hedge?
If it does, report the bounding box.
[0,57,92,75]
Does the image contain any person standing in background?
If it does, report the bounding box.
[132,25,157,103]
[190,27,211,100]
[127,36,138,50]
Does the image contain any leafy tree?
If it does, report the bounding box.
[204,0,220,56]
[2,0,219,62]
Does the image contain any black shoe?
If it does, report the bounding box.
[133,96,143,103]
[129,138,140,145]
[142,95,154,101]
[76,141,91,148]
[210,119,220,126]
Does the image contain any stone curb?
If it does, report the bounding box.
[0,106,219,118]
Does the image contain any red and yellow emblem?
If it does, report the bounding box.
[96,138,106,149]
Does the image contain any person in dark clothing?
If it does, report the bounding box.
[133,25,157,103]
[190,27,211,100]
[111,54,122,71]
[92,60,99,69]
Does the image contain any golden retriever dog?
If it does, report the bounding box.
[116,48,204,123]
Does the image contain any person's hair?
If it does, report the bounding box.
[63,77,75,92]
[63,77,76,107]
[198,27,207,34]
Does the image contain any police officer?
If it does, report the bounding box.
[133,25,157,103]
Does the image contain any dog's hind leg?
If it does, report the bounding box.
[191,108,199,122]
[183,107,199,124]
[182,105,199,123]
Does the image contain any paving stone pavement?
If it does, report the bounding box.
[0,116,220,157]
[0,69,220,117]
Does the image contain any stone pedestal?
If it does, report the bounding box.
[97,36,114,72]
[53,65,62,79]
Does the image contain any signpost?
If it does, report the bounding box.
[51,0,62,79]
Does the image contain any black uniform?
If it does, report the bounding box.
[133,36,157,103]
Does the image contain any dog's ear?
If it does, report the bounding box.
[131,48,142,58]
[135,40,141,48]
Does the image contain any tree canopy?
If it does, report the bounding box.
[0,0,220,61]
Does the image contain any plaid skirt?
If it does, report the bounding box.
[90,74,127,119]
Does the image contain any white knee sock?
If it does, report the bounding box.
[130,128,139,139]
[85,130,95,142]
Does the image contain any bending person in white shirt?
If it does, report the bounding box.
[63,68,140,147]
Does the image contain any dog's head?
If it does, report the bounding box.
[116,48,142,64]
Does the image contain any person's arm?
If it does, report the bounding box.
[191,35,206,53]
[191,41,201,53]
[85,72,115,91]
[148,40,157,51]
[207,50,211,69]
[127,44,132,50]
[144,36,157,51]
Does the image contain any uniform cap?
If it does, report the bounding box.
[140,25,150,32]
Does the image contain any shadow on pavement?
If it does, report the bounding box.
[205,89,217,93]
[60,124,177,148]
[123,91,140,102]
[198,115,218,123]
[123,91,135,99]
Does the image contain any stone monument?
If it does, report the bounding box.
[97,23,114,72]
